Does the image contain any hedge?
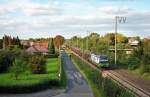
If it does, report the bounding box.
[0,79,59,94]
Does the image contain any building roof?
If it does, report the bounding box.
[26,45,48,53]
[128,37,139,46]
[32,42,48,48]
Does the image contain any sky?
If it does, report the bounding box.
[0,0,150,39]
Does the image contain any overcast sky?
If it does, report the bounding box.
[0,0,150,39]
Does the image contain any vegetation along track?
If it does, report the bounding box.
[68,47,150,97]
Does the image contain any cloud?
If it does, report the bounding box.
[22,5,62,16]
[0,1,149,39]
[0,0,62,16]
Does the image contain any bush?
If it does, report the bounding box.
[60,56,67,87]
[103,78,120,97]
[10,59,28,80]
[0,49,31,73]
[30,55,46,74]
[128,57,140,70]
[102,78,134,97]
[139,65,150,74]
[0,79,51,93]
[0,50,21,73]
[48,53,59,58]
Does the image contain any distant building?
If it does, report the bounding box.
[143,37,150,42]
[128,37,140,46]
[20,40,30,46]
[109,49,133,55]
[26,45,49,55]
[32,41,48,48]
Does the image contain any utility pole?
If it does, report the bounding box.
[77,35,78,47]
[115,16,118,65]
[86,31,90,51]
[115,16,126,65]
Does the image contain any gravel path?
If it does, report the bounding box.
[53,51,93,97]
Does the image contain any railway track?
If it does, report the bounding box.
[68,48,150,97]
[108,71,150,97]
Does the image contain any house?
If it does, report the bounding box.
[26,45,49,55]
[144,37,150,42]
[32,42,48,48]
[109,49,133,55]
[20,40,30,46]
[128,37,140,46]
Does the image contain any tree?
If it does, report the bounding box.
[0,39,3,49]
[0,50,21,73]
[3,35,10,49]
[143,39,150,64]
[105,33,115,45]
[54,35,65,49]
[2,35,21,49]
[29,55,46,74]
[48,38,55,54]
[89,33,100,52]
[117,33,127,43]
[10,59,27,80]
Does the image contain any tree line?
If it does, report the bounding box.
[2,35,21,49]
[68,32,150,74]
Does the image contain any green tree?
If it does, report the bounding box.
[0,50,21,73]
[10,59,27,80]
[0,39,3,49]
[48,38,55,54]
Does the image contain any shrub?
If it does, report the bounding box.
[48,53,59,58]
[0,79,51,93]
[0,50,21,73]
[60,56,67,87]
[103,79,118,97]
[128,57,140,70]
[139,65,150,74]
[102,78,131,97]
[10,59,28,80]
[30,55,46,74]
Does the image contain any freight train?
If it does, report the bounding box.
[68,46,109,68]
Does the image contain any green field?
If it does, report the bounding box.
[0,58,59,87]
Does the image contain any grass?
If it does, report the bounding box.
[46,58,59,80]
[0,58,59,87]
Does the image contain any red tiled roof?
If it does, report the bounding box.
[26,45,48,53]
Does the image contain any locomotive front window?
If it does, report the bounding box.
[100,56,108,60]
